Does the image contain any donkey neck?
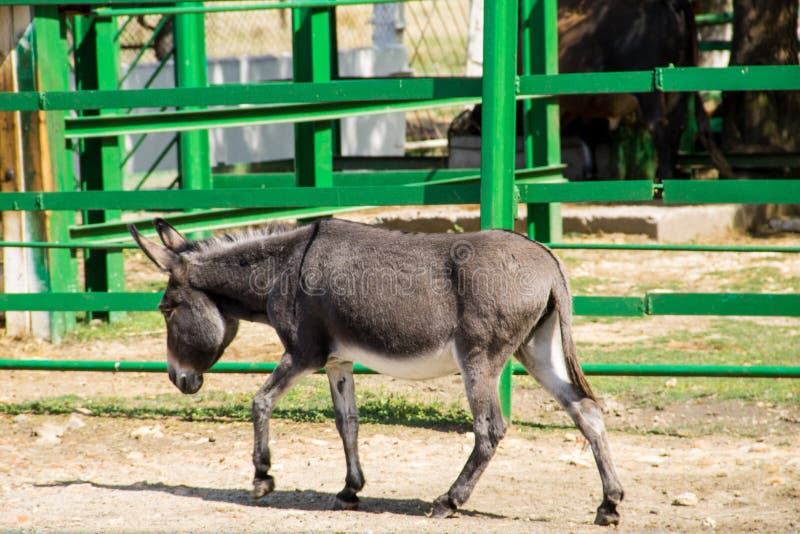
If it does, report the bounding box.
[184,224,316,320]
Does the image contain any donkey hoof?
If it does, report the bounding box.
[427,495,458,518]
[251,476,275,500]
[333,491,360,511]
[594,505,620,526]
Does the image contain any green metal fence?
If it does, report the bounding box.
[1,0,800,420]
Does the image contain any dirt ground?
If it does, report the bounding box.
[2,219,800,532]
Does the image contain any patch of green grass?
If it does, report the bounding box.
[580,318,800,405]
[0,380,472,429]
[569,276,614,294]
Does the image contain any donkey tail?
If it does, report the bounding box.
[552,258,597,402]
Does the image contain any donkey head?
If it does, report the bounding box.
[129,219,239,394]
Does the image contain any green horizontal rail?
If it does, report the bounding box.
[93,0,419,16]
[64,97,480,138]
[695,12,733,26]
[647,293,800,316]
[0,183,481,210]
[5,67,799,116]
[70,206,364,242]
[517,180,654,203]
[518,66,800,95]
[0,78,482,112]
[1,179,653,211]
[3,240,800,255]
[573,296,645,316]
[2,359,798,378]
[662,179,800,204]
[546,243,800,253]
[4,293,797,316]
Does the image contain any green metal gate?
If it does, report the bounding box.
[1,0,799,420]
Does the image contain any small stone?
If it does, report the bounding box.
[665,378,678,388]
[635,455,666,466]
[767,476,785,485]
[563,433,578,442]
[34,422,65,445]
[748,443,770,453]
[308,439,329,447]
[131,425,164,439]
[66,414,85,430]
[702,517,717,529]
[12,414,28,423]
[558,453,592,468]
[672,492,699,506]
[75,407,93,415]
[126,451,144,461]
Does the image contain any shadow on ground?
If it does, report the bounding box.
[39,480,506,519]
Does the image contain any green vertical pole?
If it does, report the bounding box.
[292,6,334,187]
[73,14,125,322]
[32,7,78,340]
[480,0,518,421]
[174,1,211,234]
[522,0,562,242]
[329,7,341,158]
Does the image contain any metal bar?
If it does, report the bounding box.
[63,96,481,138]
[0,241,137,249]
[545,243,800,253]
[2,293,795,317]
[0,183,483,210]
[74,13,126,322]
[517,66,800,95]
[3,360,798,378]
[694,12,733,26]
[647,293,800,316]
[522,0,562,243]
[293,5,334,188]
[517,180,655,203]
[662,180,800,204]
[0,78,483,111]
[174,1,212,218]
[70,207,366,243]
[480,0,518,420]
[33,6,79,339]
[92,0,426,17]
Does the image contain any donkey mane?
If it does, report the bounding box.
[184,223,296,255]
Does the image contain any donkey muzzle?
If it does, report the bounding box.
[168,366,204,394]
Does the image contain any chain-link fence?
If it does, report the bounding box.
[118,1,470,152]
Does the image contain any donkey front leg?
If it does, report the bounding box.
[430,357,506,518]
[326,361,365,510]
[252,353,315,499]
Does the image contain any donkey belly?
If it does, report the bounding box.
[330,340,460,380]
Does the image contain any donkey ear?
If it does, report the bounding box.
[153,218,189,252]
[129,223,179,272]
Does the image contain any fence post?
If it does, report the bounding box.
[73,13,125,322]
[174,2,212,233]
[522,0,562,242]
[29,7,78,340]
[292,5,334,188]
[480,0,518,421]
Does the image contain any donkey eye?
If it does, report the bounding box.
[160,308,175,320]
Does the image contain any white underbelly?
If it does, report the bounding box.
[329,340,460,380]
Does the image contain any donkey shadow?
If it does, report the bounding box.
[40,480,505,519]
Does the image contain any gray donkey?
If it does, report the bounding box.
[129,218,624,525]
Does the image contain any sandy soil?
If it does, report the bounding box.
[2,411,799,533]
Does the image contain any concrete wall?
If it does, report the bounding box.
[123,47,409,175]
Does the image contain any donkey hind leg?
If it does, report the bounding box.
[517,312,624,526]
[251,353,315,500]
[326,361,365,510]
[429,354,507,518]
